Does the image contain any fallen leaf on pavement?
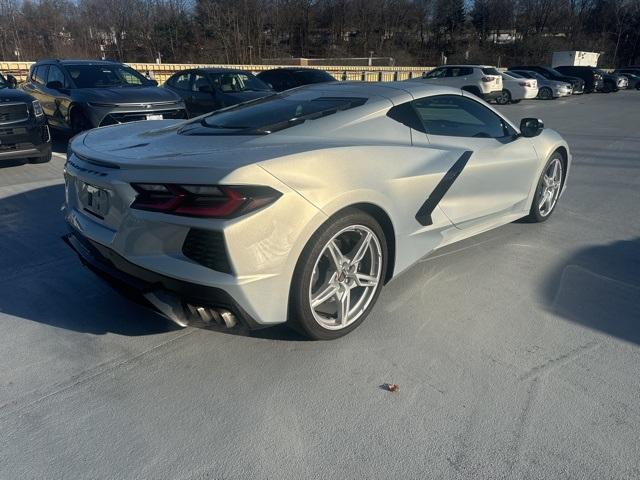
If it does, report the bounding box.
[382,383,400,392]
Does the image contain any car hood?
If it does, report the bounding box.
[77,86,181,104]
[2,87,35,103]
[76,120,302,170]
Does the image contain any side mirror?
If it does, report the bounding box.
[198,84,214,94]
[6,74,17,88]
[520,118,544,138]
[46,80,64,90]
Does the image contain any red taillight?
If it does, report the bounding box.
[131,183,281,218]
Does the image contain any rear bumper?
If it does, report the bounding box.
[0,119,51,162]
[63,229,262,330]
[482,91,502,101]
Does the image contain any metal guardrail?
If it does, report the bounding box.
[0,61,433,83]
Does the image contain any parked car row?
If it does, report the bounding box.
[416,63,637,105]
[2,58,639,167]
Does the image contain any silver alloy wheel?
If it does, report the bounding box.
[539,87,552,100]
[308,225,382,330]
[538,158,563,217]
[496,90,510,105]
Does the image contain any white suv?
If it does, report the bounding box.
[418,65,503,102]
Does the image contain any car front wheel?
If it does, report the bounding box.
[289,209,387,340]
[538,87,553,100]
[526,152,564,222]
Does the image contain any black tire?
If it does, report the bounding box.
[511,99,521,104]
[70,109,91,134]
[495,89,511,105]
[602,82,613,93]
[538,87,553,100]
[29,151,52,164]
[289,208,388,340]
[526,151,565,223]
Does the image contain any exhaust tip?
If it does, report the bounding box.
[144,291,239,329]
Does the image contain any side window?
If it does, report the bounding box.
[258,71,276,85]
[450,67,472,77]
[33,65,49,85]
[170,72,191,91]
[191,73,211,92]
[412,95,512,139]
[47,66,67,87]
[424,68,446,79]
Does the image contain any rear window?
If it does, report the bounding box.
[503,71,523,79]
[292,70,335,83]
[194,93,367,134]
[481,68,501,76]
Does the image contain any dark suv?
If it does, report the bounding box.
[21,60,187,134]
[0,71,52,164]
[256,68,336,92]
[509,65,585,94]
[553,66,604,93]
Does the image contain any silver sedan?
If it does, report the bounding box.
[509,70,572,99]
[63,82,571,339]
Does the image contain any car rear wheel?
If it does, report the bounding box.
[538,87,553,100]
[526,152,564,222]
[496,90,511,105]
[289,209,387,340]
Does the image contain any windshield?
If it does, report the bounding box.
[0,74,6,89]
[209,72,271,92]
[66,64,153,88]
[194,93,367,134]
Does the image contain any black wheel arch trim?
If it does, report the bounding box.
[415,150,473,226]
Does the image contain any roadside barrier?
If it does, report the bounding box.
[0,61,433,83]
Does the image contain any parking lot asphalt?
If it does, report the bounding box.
[0,91,639,479]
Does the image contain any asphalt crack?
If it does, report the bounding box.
[0,329,194,421]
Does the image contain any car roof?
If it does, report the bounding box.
[188,68,253,74]
[289,81,464,103]
[260,67,327,72]
[36,59,123,66]
[436,65,496,69]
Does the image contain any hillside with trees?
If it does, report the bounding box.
[0,0,638,67]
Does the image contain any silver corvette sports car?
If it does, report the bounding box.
[63,82,570,339]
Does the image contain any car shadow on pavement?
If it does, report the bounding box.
[542,238,640,344]
[0,184,179,336]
